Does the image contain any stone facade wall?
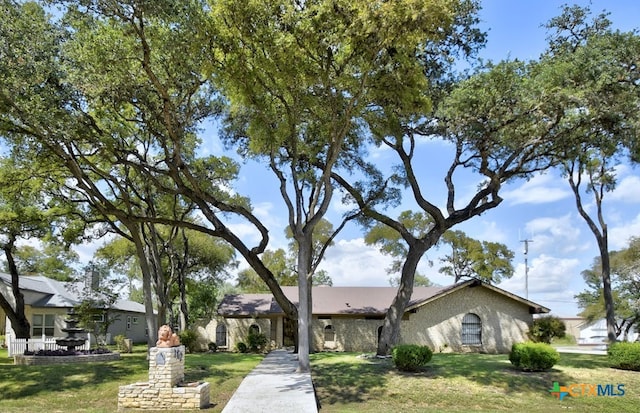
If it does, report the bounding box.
[210,285,534,354]
[118,346,210,411]
[311,317,382,352]
[400,286,532,353]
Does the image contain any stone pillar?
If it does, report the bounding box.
[118,345,210,410]
[148,346,185,388]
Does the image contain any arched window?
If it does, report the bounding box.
[462,313,482,345]
[216,324,227,347]
[249,324,260,335]
[324,325,335,342]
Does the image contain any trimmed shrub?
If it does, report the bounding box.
[528,316,566,344]
[178,329,200,353]
[248,331,268,352]
[608,342,640,371]
[114,334,127,352]
[509,342,559,371]
[236,342,248,353]
[392,344,433,372]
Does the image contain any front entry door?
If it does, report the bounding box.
[283,317,298,347]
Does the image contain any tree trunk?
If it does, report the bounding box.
[179,271,188,331]
[0,290,30,338]
[1,238,31,338]
[146,224,169,326]
[599,239,617,343]
[377,247,422,356]
[296,239,313,372]
[568,166,617,344]
[131,228,157,348]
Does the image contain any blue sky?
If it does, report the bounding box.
[196,0,640,318]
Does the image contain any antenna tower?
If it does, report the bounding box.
[520,238,533,299]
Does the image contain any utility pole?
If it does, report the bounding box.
[520,238,533,299]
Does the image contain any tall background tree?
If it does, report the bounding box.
[213,0,469,371]
[541,5,640,343]
[0,0,299,346]
[0,153,83,338]
[334,57,565,355]
[576,237,640,341]
[439,230,514,284]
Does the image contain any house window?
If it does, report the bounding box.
[462,313,482,345]
[216,324,227,347]
[249,324,260,335]
[126,316,132,330]
[132,316,139,325]
[92,313,105,323]
[324,325,335,342]
[32,314,55,337]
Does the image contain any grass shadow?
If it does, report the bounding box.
[311,353,389,407]
[423,353,581,394]
[557,352,610,369]
[184,352,262,385]
[0,358,145,400]
[312,352,611,404]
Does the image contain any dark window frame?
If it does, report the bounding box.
[461,313,482,345]
[324,325,335,342]
[216,324,227,347]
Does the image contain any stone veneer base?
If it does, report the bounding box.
[117,346,210,411]
[14,353,121,365]
[118,381,211,411]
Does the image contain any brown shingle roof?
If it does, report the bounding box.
[217,280,551,317]
[218,285,448,316]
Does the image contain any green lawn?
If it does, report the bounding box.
[311,352,639,413]
[2,347,638,412]
[0,346,262,413]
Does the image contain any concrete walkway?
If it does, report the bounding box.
[221,349,318,413]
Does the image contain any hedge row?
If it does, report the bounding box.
[608,342,640,371]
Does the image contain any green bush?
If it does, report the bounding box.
[608,342,640,371]
[178,329,200,353]
[248,332,268,352]
[392,344,433,372]
[236,342,248,353]
[528,316,566,344]
[509,342,559,371]
[114,334,127,351]
[208,342,218,352]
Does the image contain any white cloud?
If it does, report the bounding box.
[524,214,586,255]
[610,174,640,203]
[609,213,640,250]
[318,238,394,286]
[499,254,582,315]
[474,221,509,243]
[502,174,571,206]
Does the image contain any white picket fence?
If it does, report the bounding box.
[6,333,90,357]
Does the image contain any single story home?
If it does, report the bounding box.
[209,279,549,354]
[0,272,148,346]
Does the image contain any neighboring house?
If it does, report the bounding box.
[208,279,549,354]
[558,316,586,343]
[0,272,148,345]
[578,318,639,345]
